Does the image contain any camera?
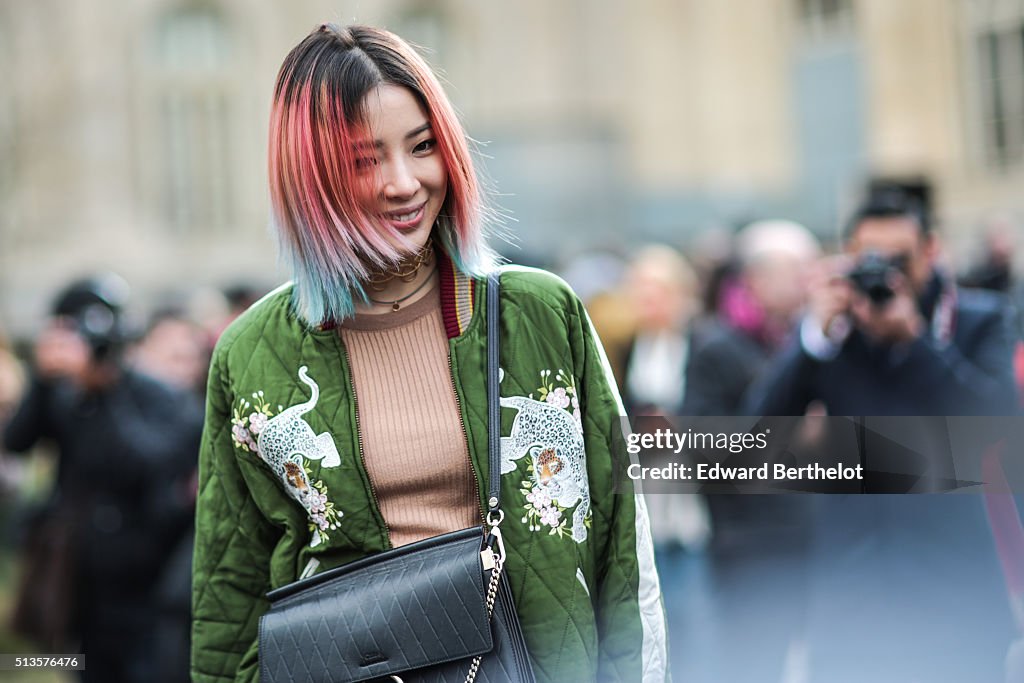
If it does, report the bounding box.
[847,251,908,305]
[52,274,130,360]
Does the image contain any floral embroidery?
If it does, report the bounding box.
[248,411,269,435]
[229,367,344,547]
[502,368,592,543]
[533,369,582,428]
[300,463,342,543]
[519,459,592,538]
[231,391,278,452]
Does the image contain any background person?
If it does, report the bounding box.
[746,190,1020,682]
[679,219,820,683]
[2,275,203,683]
[684,219,820,416]
[747,191,1017,417]
[613,244,711,678]
[128,307,208,683]
[0,330,26,495]
[619,244,700,417]
[130,308,210,396]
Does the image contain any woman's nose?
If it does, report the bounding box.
[382,159,419,199]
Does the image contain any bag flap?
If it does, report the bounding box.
[259,528,493,683]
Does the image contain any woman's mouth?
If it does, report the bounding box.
[385,203,426,230]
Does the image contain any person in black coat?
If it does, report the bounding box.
[3,276,203,683]
[684,219,822,415]
[745,194,1020,682]
[681,220,821,683]
[745,270,1017,416]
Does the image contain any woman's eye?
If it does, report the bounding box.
[413,138,436,155]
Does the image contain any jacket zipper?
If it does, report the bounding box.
[449,347,487,526]
[340,343,393,549]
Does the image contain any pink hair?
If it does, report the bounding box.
[268,24,494,325]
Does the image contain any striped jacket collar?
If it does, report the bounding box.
[436,249,476,339]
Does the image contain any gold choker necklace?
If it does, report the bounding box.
[365,238,434,292]
[367,267,436,311]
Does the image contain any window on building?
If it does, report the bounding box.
[976,23,1024,169]
[797,0,856,42]
[150,5,234,233]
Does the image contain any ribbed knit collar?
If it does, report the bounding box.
[340,277,441,331]
[318,249,476,339]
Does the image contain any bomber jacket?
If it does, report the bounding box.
[191,258,668,683]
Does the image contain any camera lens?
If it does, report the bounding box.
[848,252,897,305]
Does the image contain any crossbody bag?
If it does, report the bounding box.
[259,272,536,683]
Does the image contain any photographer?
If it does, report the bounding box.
[744,193,1019,682]
[746,192,1018,416]
[3,275,202,683]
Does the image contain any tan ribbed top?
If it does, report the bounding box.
[340,279,479,547]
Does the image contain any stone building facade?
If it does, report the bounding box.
[1,0,1022,335]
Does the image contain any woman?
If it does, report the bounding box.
[191,24,667,683]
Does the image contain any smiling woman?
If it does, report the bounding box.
[191,23,668,683]
[356,86,447,261]
[267,24,491,325]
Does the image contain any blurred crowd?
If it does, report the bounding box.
[0,277,263,683]
[1,180,1023,682]
[562,181,1024,683]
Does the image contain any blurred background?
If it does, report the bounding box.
[1,0,1023,334]
[2,0,1024,682]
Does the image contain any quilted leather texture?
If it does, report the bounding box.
[259,528,534,683]
[396,569,535,683]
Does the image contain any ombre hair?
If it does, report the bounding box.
[269,24,495,326]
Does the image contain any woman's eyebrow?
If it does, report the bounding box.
[404,122,432,140]
[356,122,433,151]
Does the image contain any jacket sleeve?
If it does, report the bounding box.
[742,338,818,416]
[191,346,281,683]
[573,299,670,682]
[682,329,753,416]
[2,376,55,453]
[894,300,1018,415]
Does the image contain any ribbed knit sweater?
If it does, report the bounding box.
[339,277,479,547]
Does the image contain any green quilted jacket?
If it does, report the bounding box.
[191,258,669,683]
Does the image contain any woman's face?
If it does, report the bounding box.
[357,84,448,256]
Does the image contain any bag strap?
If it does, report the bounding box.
[486,271,501,518]
[470,273,507,683]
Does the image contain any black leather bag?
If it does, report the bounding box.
[259,273,535,683]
